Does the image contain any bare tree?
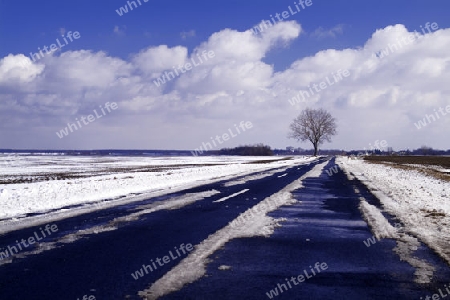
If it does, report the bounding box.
[288,108,337,156]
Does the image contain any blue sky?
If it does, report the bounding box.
[1,0,450,150]
[3,0,449,70]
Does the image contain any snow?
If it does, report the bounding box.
[0,155,316,233]
[358,197,435,283]
[137,160,329,299]
[359,199,399,240]
[338,157,450,270]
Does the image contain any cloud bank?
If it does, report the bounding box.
[0,22,449,150]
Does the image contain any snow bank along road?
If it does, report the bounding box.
[337,157,450,268]
[0,155,449,299]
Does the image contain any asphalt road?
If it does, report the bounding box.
[0,157,449,300]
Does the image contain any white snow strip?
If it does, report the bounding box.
[138,160,329,299]
[277,173,287,178]
[213,189,249,203]
[359,198,398,240]
[338,156,450,266]
[359,198,435,283]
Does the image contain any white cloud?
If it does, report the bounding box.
[0,54,44,83]
[113,25,126,36]
[0,22,449,150]
[132,45,188,74]
[180,30,196,40]
[311,24,344,39]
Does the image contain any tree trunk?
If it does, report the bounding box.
[313,143,318,156]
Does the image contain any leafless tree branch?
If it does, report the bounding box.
[288,108,337,156]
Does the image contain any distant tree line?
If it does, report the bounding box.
[275,146,450,156]
[218,144,274,156]
[345,146,450,156]
[273,148,344,156]
[393,146,450,156]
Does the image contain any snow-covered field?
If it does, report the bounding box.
[338,157,450,268]
[0,154,315,231]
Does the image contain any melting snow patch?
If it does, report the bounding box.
[338,157,450,266]
[359,191,435,283]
